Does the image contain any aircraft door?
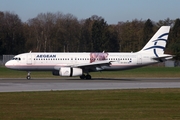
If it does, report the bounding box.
[137,55,142,64]
[27,54,32,65]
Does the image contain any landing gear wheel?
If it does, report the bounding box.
[27,71,31,80]
[85,74,91,79]
[80,74,86,79]
[26,75,31,80]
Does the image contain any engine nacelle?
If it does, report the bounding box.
[52,67,83,77]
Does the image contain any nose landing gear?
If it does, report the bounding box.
[26,71,31,80]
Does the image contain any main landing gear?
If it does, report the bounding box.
[26,72,91,80]
[80,74,92,79]
[26,71,31,80]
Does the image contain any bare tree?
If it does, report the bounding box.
[0,11,25,54]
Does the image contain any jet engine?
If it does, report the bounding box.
[52,67,83,77]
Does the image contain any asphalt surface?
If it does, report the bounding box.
[0,77,180,92]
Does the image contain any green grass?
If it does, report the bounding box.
[1,66,180,78]
[0,89,180,120]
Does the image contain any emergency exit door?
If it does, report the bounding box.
[27,54,32,65]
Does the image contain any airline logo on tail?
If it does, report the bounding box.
[140,26,170,57]
[144,33,169,57]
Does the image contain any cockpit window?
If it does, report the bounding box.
[12,57,21,60]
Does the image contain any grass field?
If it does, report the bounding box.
[1,66,180,78]
[0,89,180,120]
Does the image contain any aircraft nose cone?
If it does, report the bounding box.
[5,60,18,70]
[5,61,13,68]
[5,61,10,68]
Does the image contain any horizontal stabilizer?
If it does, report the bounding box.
[152,55,173,62]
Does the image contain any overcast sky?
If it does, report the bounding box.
[0,0,179,24]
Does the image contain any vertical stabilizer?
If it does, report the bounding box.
[138,26,170,57]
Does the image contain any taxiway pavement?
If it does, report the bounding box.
[0,77,180,92]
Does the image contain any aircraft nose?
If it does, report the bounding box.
[5,61,9,67]
[5,61,12,68]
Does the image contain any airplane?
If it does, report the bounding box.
[5,26,173,80]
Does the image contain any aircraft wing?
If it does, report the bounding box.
[73,60,111,68]
[53,60,111,71]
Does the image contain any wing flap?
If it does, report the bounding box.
[74,60,111,68]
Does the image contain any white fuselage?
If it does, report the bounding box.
[5,52,156,72]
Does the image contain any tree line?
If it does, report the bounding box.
[0,11,180,59]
